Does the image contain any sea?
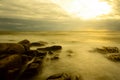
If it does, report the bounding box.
[0,31,120,80]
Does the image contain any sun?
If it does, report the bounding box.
[51,0,112,19]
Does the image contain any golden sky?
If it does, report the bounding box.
[0,0,120,31]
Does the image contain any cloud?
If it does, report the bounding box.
[0,0,120,31]
[0,0,70,20]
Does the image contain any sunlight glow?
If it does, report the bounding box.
[52,0,112,19]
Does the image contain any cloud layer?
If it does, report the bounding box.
[0,0,120,31]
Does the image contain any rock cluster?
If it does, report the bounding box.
[93,46,119,54]
[92,46,120,62]
[0,39,62,80]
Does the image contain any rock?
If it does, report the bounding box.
[30,41,47,47]
[48,51,54,55]
[37,51,47,59]
[26,50,39,56]
[0,54,22,80]
[0,54,22,69]
[94,46,119,54]
[0,43,25,55]
[106,53,120,61]
[37,45,62,51]
[47,73,83,80]
[26,63,40,72]
[103,47,119,53]
[47,45,62,51]
[47,73,63,80]
[22,58,42,77]
[51,56,59,60]
[18,39,30,51]
[51,54,59,60]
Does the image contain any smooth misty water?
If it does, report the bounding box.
[0,31,120,80]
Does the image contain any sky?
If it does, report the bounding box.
[0,0,120,31]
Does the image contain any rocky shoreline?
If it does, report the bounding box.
[0,39,62,80]
[1,39,120,80]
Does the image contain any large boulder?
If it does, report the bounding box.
[0,54,22,80]
[0,43,25,55]
[0,54,22,69]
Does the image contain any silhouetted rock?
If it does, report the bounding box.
[30,41,48,47]
[37,45,62,51]
[18,39,30,51]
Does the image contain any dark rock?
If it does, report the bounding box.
[26,50,39,56]
[0,43,25,55]
[27,63,40,72]
[106,53,120,61]
[94,46,119,54]
[48,51,54,55]
[47,73,83,80]
[47,45,62,51]
[30,41,47,47]
[37,51,47,59]
[51,56,59,60]
[0,54,22,80]
[0,54,22,69]
[103,47,119,53]
[18,39,30,51]
[18,39,30,45]
[37,45,62,51]
[47,73,63,80]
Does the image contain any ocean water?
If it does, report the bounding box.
[0,31,120,80]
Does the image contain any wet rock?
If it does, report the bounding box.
[106,53,120,61]
[37,51,47,59]
[47,45,62,51]
[51,54,59,60]
[48,51,54,55]
[37,45,62,51]
[26,63,40,73]
[47,73,83,80]
[30,41,48,47]
[47,73,63,80]
[26,50,38,56]
[0,54,22,69]
[51,56,59,60]
[0,43,25,55]
[18,39,30,51]
[0,54,22,80]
